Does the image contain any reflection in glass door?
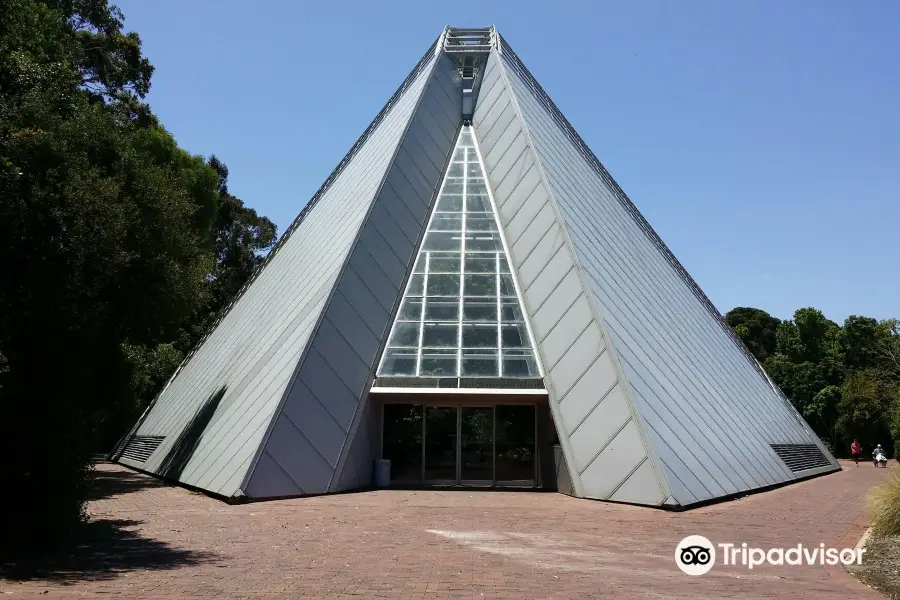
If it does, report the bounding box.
[382,404,423,483]
[424,406,457,481]
[495,405,536,484]
[460,407,493,483]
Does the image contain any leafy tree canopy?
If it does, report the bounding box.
[0,0,276,557]
[725,307,780,361]
[730,305,900,459]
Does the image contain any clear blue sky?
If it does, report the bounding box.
[117,0,899,325]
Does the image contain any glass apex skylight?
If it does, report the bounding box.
[377,125,542,381]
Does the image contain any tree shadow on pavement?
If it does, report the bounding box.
[86,465,168,501]
[0,518,218,584]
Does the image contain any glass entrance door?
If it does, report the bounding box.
[423,406,457,482]
[460,407,493,483]
[384,402,537,485]
[495,405,536,485]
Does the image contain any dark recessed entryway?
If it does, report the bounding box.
[381,401,539,487]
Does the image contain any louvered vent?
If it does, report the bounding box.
[119,435,165,463]
[770,444,832,473]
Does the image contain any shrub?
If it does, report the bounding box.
[868,470,900,537]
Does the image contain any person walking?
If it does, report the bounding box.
[850,439,861,465]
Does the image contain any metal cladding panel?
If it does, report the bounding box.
[119,49,440,499]
[333,392,380,491]
[472,51,664,506]
[497,45,838,506]
[244,53,461,498]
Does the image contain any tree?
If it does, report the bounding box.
[839,315,881,371]
[804,386,841,453]
[724,307,780,362]
[0,0,222,555]
[47,0,154,101]
[763,355,842,427]
[891,395,900,460]
[837,371,897,457]
[177,157,276,351]
[875,320,900,382]
[776,307,841,364]
[108,157,278,447]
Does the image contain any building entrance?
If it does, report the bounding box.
[382,403,536,486]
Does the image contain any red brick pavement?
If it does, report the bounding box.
[0,460,891,599]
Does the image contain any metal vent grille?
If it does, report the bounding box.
[119,435,165,463]
[770,444,832,473]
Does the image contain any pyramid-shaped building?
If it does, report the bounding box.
[112,27,839,508]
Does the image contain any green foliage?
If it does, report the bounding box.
[876,320,900,383]
[804,385,842,452]
[0,0,275,558]
[775,308,841,364]
[102,342,185,449]
[891,395,900,461]
[840,315,881,370]
[838,371,897,457]
[724,307,780,361]
[761,355,842,415]
[176,156,276,352]
[732,306,900,460]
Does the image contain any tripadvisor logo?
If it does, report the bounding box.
[675,535,865,576]
[675,535,715,576]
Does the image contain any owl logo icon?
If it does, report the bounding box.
[675,535,715,575]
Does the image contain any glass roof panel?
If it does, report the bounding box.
[377,125,542,380]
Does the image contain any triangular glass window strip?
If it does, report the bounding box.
[377,125,543,380]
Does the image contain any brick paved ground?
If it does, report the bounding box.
[0,460,891,599]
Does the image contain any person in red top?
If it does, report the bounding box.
[851,439,862,465]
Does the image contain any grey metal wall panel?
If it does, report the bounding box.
[334,395,380,491]
[118,49,442,499]
[610,458,679,506]
[523,249,573,311]
[497,45,837,506]
[539,294,592,371]
[355,221,408,287]
[528,269,583,341]
[244,53,462,498]
[472,57,664,506]
[244,452,300,498]
[280,382,347,467]
[493,154,533,217]
[335,272,391,339]
[323,294,381,370]
[488,133,528,186]
[297,351,358,429]
[265,415,335,493]
[557,350,617,432]
[506,185,550,248]
[567,385,631,466]
[580,420,649,499]
[510,208,560,267]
